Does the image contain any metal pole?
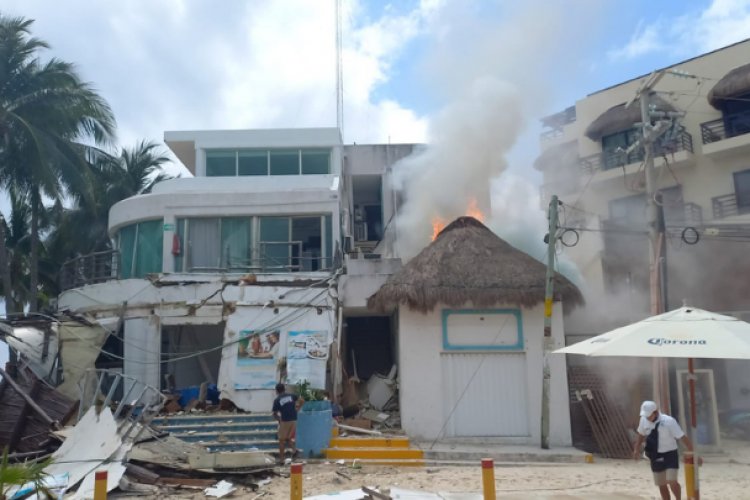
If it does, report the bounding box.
[541,195,559,449]
[686,358,700,500]
[481,458,496,500]
[639,89,670,413]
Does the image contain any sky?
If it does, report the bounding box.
[2,0,750,194]
[0,0,747,320]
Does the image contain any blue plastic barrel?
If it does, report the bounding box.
[296,401,333,458]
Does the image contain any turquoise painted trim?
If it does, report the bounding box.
[442,308,524,351]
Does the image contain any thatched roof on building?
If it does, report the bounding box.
[367,217,583,313]
[533,140,579,171]
[708,63,750,109]
[584,95,675,141]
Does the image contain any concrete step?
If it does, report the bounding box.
[201,440,278,452]
[175,429,278,443]
[329,437,411,448]
[333,458,426,467]
[153,413,275,425]
[157,422,278,433]
[324,447,424,460]
[420,444,589,464]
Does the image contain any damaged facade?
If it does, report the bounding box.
[39,126,579,446]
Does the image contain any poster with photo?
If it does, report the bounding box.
[286,330,329,389]
[234,329,281,390]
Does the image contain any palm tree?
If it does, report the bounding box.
[0,188,28,315]
[43,141,172,296]
[0,15,116,312]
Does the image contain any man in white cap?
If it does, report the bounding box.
[632,400,695,500]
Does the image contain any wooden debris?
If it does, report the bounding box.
[338,423,382,436]
[125,463,160,485]
[157,477,216,489]
[336,470,352,480]
[362,486,392,500]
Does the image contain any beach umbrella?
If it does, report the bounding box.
[555,306,750,499]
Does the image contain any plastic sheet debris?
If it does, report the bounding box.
[204,480,236,498]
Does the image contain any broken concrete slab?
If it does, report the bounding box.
[187,450,274,470]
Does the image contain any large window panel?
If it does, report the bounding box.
[206,150,236,176]
[301,150,330,174]
[119,225,137,279]
[292,217,322,271]
[188,218,221,271]
[134,220,163,277]
[735,169,750,211]
[221,218,252,270]
[260,217,291,270]
[325,214,333,270]
[238,151,268,176]
[270,150,300,175]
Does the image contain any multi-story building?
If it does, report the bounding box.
[56,127,418,413]
[536,39,750,420]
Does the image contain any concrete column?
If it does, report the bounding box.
[162,214,177,273]
[196,147,206,177]
[123,316,161,398]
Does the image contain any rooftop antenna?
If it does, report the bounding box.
[335,0,344,134]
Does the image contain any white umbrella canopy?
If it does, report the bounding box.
[554,306,750,359]
[555,305,750,499]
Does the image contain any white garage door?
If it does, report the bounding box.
[441,352,529,437]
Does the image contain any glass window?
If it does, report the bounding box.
[118,221,163,278]
[292,217,322,271]
[221,218,252,270]
[260,217,291,270]
[187,218,221,271]
[301,150,330,174]
[134,220,163,277]
[238,151,268,176]
[119,225,136,279]
[270,150,299,175]
[206,150,236,176]
[735,169,750,211]
[325,214,333,270]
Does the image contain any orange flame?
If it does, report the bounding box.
[431,199,485,241]
[431,218,447,241]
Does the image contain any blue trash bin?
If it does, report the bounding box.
[296,401,333,458]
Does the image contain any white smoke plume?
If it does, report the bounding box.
[393,77,523,259]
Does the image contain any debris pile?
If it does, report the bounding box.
[0,314,276,499]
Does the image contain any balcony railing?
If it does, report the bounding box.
[580,127,694,173]
[712,193,750,219]
[540,128,564,143]
[700,110,750,144]
[60,249,120,291]
[186,242,332,274]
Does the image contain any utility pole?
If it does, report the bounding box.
[630,72,671,413]
[541,194,560,449]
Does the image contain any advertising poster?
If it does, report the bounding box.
[286,330,329,389]
[234,329,281,390]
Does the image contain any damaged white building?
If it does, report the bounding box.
[57,128,419,414]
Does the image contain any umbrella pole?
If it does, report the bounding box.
[686,357,700,500]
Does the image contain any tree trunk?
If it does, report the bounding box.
[29,191,39,312]
[0,215,14,316]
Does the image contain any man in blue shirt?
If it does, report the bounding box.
[272,383,302,461]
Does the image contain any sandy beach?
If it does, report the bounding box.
[257,459,750,499]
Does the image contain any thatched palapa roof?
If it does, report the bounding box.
[584,95,675,141]
[367,217,583,313]
[708,63,750,109]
